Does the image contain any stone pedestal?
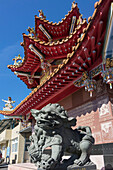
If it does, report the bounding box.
[67,164,97,170]
[8,163,37,170]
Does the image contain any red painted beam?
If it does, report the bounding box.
[90,36,95,51]
[34,81,79,110]
[92,50,96,63]
[31,63,41,77]
[45,54,67,60]
[97,21,104,43]
[97,42,102,57]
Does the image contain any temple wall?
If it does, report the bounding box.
[58,79,113,145]
[59,79,113,168]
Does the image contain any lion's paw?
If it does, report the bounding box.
[74,159,83,166]
[74,154,90,166]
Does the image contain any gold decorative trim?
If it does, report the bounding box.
[3,0,105,116]
[35,3,78,26]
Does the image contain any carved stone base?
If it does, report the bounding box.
[67,163,96,170]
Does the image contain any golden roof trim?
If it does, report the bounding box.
[7,57,26,69]
[21,0,103,93]
[8,19,87,69]
[0,110,13,115]
[5,0,104,116]
[34,19,87,45]
[35,3,78,26]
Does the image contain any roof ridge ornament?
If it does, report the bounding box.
[2,97,15,111]
[26,27,37,38]
[72,1,77,9]
[38,9,46,19]
[12,54,23,66]
[77,14,83,25]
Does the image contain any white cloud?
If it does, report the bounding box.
[0,41,24,63]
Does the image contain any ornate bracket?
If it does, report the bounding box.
[29,44,51,72]
[74,71,96,97]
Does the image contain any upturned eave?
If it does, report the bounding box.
[1,0,112,116]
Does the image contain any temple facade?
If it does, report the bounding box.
[0,0,113,169]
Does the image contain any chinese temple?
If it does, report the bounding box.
[1,0,113,168]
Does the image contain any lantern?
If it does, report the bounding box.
[102,58,113,89]
[84,79,96,97]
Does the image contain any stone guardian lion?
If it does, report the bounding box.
[28,103,95,170]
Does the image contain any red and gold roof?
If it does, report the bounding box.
[1,0,112,116]
[7,3,87,89]
[35,2,82,42]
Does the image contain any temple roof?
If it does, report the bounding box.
[35,2,82,42]
[7,18,87,89]
[0,0,112,116]
[8,19,87,70]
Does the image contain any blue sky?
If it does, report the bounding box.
[0,0,97,119]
